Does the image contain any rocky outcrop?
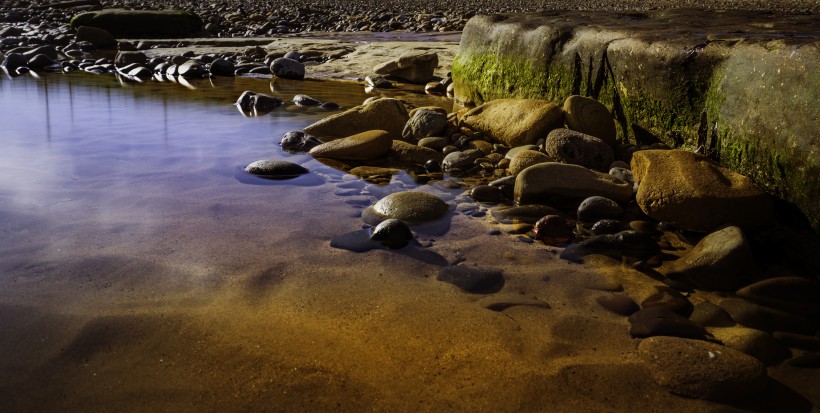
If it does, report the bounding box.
[70,9,203,36]
[452,10,820,231]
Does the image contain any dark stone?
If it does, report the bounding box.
[736,276,820,318]
[787,353,820,368]
[26,54,53,69]
[490,204,559,225]
[532,215,574,245]
[209,58,235,77]
[280,130,322,152]
[689,301,735,327]
[270,57,304,80]
[596,294,640,316]
[319,102,340,110]
[561,230,660,263]
[75,25,115,49]
[1,53,26,71]
[127,66,153,80]
[470,185,504,203]
[115,51,146,67]
[177,60,204,78]
[293,94,322,107]
[70,9,203,36]
[628,306,708,339]
[437,265,504,293]
[719,299,817,335]
[235,91,283,115]
[244,159,308,179]
[577,195,623,221]
[369,219,414,249]
[640,286,693,317]
[478,295,550,311]
[590,219,623,235]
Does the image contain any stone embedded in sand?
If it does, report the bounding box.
[362,191,449,225]
[369,219,414,249]
[640,286,693,317]
[244,159,308,178]
[436,265,504,293]
[373,50,438,84]
[631,150,773,232]
[478,295,550,311]
[689,302,735,328]
[736,276,820,318]
[391,140,443,164]
[664,226,758,291]
[309,130,392,161]
[638,336,768,403]
[708,326,792,366]
[562,95,617,146]
[515,162,633,204]
[507,149,549,176]
[460,99,563,147]
[718,299,816,335]
[628,307,707,339]
[303,98,409,141]
[596,294,640,316]
[544,128,614,172]
[177,60,205,78]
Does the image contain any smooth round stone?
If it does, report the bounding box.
[283,50,302,61]
[508,149,549,176]
[470,185,504,203]
[640,286,693,316]
[436,265,504,293]
[544,128,614,172]
[689,302,735,327]
[293,94,322,107]
[309,130,392,161]
[562,95,617,145]
[362,191,448,225]
[402,109,448,140]
[490,204,559,225]
[532,215,574,245]
[590,219,623,235]
[442,150,479,172]
[209,58,235,76]
[639,336,767,403]
[177,60,205,78]
[596,294,640,316]
[364,75,393,88]
[735,276,820,317]
[391,140,443,165]
[709,326,792,366]
[628,307,708,339]
[424,81,446,94]
[1,53,26,71]
[270,57,305,80]
[577,196,624,221]
[127,66,153,80]
[244,159,308,178]
[504,144,540,160]
[418,137,450,151]
[369,219,413,249]
[719,299,816,335]
[319,102,340,110]
[26,53,53,69]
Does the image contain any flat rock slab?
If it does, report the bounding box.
[452,10,819,231]
[70,9,203,36]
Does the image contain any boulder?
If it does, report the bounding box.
[563,95,617,146]
[75,26,115,49]
[303,98,408,141]
[544,128,614,172]
[373,50,438,84]
[631,149,773,232]
[460,99,563,147]
[664,226,758,291]
[638,336,768,403]
[515,162,633,204]
[362,191,449,225]
[402,109,447,140]
[309,130,392,161]
[70,9,203,36]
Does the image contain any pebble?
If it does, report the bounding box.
[369,219,414,249]
[532,215,574,245]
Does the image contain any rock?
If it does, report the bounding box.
[304,98,409,141]
[470,185,504,203]
[417,137,450,151]
[628,307,708,339]
[577,196,623,221]
[244,160,308,178]
[467,140,494,156]
[369,219,413,249]
[491,205,559,225]
[514,162,633,204]
[562,95,617,146]
[75,26,115,49]
[638,336,768,403]
[736,276,820,318]
[532,215,574,245]
[319,102,340,111]
[505,145,540,160]
[596,294,640,316]
[709,326,791,366]
[609,167,636,192]
[22,46,57,61]
[460,99,563,147]
[507,149,549,176]
[280,130,321,152]
[436,265,504,293]
[293,94,322,107]
[115,51,146,67]
[270,57,305,80]
[283,51,302,61]
[349,166,401,180]
[70,9,203,36]
[235,91,283,115]
[590,219,623,235]
[544,128,614,172]
[689,302,735,328]
[477,295,550,311]
[309,130,392,161]
[0,53,25,72]
[719,299,817,335]
[640,286,693,317]
[364,75,393,88]
[390,140,443,165]
[402,109,447,140]
[177,60,204,78]
[442,150,480,173]
[562,230,660,263]
[126,66,152,80]
[664,226,758,291]
[631,150,773,232]
[362,191,449,225]
[26,54,53,70]
[424,81,446,94]
[373,50,438,84]
[209,58,235,77]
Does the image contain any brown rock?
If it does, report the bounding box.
[631,150,773,232]
[460,99,563,147]
[507,149,549,176]
[304,98,408,141]
[736,276,820,318]
[544,128,614,172]
[515,162,633,204]
[309,130,392,161]
[664,226,759,291]
[562,95,617,146]
[390,140,443,164]
[709,326,792,366]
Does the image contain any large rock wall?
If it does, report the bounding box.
[452,10,819,231]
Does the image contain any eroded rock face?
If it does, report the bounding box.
[459,99,563,147]
[631,150,773,232]
[304,98,409,141]
[638,336,768,403]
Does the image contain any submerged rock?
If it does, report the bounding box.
[280,130,322,152]
[244,160,308,179]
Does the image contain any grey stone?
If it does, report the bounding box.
[271,57,305,80]
[177,60,205,78]
[244,160,308,178]
[544,128,614,172]
[402,109,447,140]
[577,196,623,221]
